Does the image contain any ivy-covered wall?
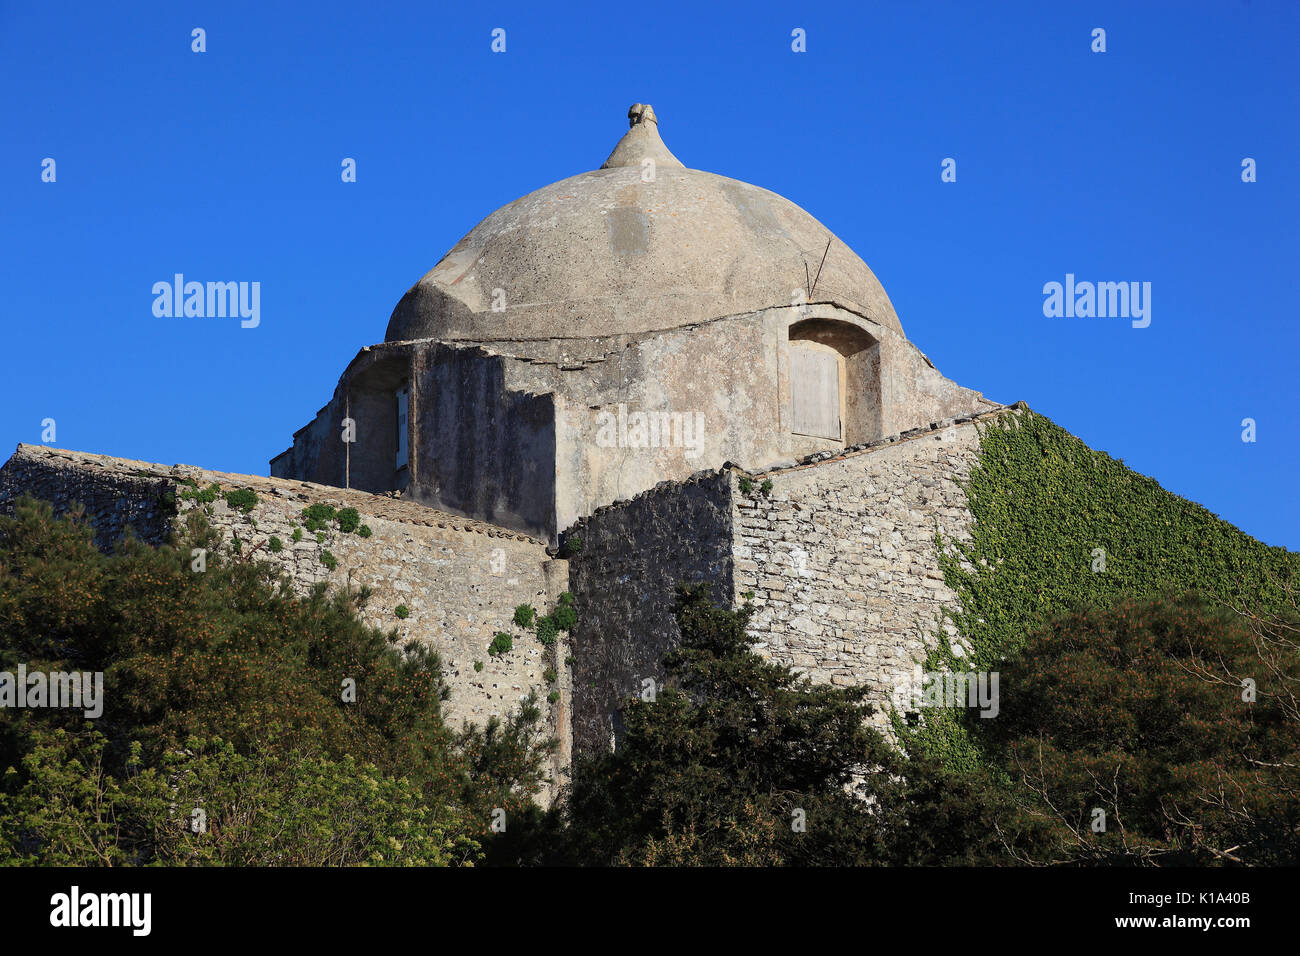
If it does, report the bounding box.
[917,408,1300,770]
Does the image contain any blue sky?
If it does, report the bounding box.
[2,0,1297,548]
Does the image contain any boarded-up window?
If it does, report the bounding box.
[395,385,409,469]
[790,347,840,440]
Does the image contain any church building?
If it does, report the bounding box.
[270,105,994,544]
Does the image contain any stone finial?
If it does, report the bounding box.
[628,103,658,128]
[602,103,681,170]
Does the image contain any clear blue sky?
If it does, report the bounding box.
[2,1,1297,548]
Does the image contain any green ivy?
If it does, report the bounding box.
[906,408,1300,772]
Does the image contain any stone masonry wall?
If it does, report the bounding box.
[565,470,734,758]
[0,443,570,792]
[0,446,175,549]
[734,420,986,727]
[562,409,1009,756]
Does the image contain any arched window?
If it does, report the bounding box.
[788,318,882,445]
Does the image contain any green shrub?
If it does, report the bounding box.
[358,525,372,538]
[513,604,535,628]
[474,660,484,673]
[0,496,556,867]
[180,482,221,504]
[302,503,337,532]
[488,632,513,657]
[543,667,557,685]
[223,489,259,514]
[268,537,282,553]
[337,507,360,534]
[738,476,753,494]
[552,600,577,632]
[394,605,409,619]
[535,616,558,646]
[320,550,338,571]
[291,527,303,543]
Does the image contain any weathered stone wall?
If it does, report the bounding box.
[0,446,176,549]
[562,410,1009,756]
[410,344,557,541]
[565,471,734,758]
[734,421,987,727]
[0,444,570,791]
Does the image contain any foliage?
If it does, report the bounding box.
[394,604,409,619]
[489,632,513,657]
[0,497,551,866]
[535,617,557,647]
[336,507,360,534]
[301,503,337,532]
[0,727,480,867]
[912,409,1300,771]
[513,604,535,628]
[984,592,1300,865]
[222,489,258,514]
[556,585,905,865]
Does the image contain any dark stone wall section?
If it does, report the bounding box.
[565,470,734,758]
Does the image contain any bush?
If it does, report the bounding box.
[535,616,558,646]
[268,536,282,553]
[223,489,259,514]
[0,496,555,866]
[513,604,535,628]
[337,508,360,534]
[983,592,1300,865]
[394,605,409,619]
[301,503,337,532]
[489,632,513,657]
[551,594,577,632]
[320,550,338,571]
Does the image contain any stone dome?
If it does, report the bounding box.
[385,105,903,343]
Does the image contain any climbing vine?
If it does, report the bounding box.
[905,408,1300,771]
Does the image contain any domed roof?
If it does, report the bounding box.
[385,105,902,343]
